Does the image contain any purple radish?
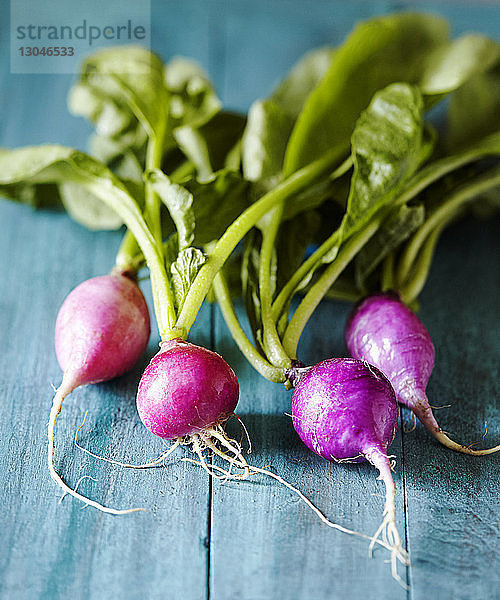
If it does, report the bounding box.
[291,358,409,579]
[136,338,239,440]
[345,291,499,455]
[49,269,151,513]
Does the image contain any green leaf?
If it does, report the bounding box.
[165,57,221,130]
[242,99,294,182]
[183,169,250,245]
[59,182,123,230]
[151,168,249,248]
[271,47,335,119]
[0,146,62,208]
[174,126,213,179]
[170,247,207,311]
[420,34,499,97]
[341,83,425,239]
[69,82,133,137]
[89,130,147,174]
[355,203,425,290]
[148,170,195,250]
[241,229,264,351]
[0,145,143,233]
[197,111,247,172]
[276,211,321,293]
[283,13,448,176]
[75,46,169,138]
[446,58,500,150]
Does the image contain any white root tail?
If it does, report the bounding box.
[368,450,410,589]
[48,377,144,515]
[190,424,396,554]
[74,411,181,468]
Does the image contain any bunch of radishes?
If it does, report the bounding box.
[1,12,499,587]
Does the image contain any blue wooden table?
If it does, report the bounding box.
[0,2,499,599]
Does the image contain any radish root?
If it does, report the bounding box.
[189,425,398,555]
[414,400,500,456]
[368,450,410,588]
[48,378,145,515]
[75,411,181,468]
[72,414,405,564]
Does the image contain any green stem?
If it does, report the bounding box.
[259,205,291,368]
[175,147,344,338]
[213,272,286,383]
[144,121,167,252]
[381,251,396,291]
[397,167,500,287]
[399,221,446,305]
[115,230,141,272]
[282,219,380,358]
[271,157,352,322]
[170,160,195,182]
[272,228,341,321]
[83,178,176,339]
[395,142,500,211]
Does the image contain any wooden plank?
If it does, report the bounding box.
[0,202,211,600]
[0,3,216,595]
[402,216,500,600]
[210,302,408,600]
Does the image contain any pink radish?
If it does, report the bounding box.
[48,269,150,513]
[136,338,239,440]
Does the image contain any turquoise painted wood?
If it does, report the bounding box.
[0,2,499,599]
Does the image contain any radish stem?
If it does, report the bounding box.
[175,147,345,338]
[212,272,286,383]
[283,220,380,358]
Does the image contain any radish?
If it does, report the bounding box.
[345,291,500,455]
[136,338,239,440]
[290,357,409,581]
[48,268,150,514]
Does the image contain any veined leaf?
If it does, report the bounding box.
[447,58,500,150]
[171,247,207,311]
[148,170,195,250]
[420,34,499,97]
[174,126,213,179]
[151,168,250,248]
[165,57,221,130]
[183,169,250,245]
[59,182,123,230]
[242,99,294,182]
[283,13,448,176]
[341,83,425,239]
[355,203,425,290]
[197,111,247,172]
[0,145,141,232]
[74,46,168,138]
[271,47,335,119]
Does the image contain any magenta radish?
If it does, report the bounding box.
[290,358,409,579]
[345,291,500,455]
[136,338,239,440]
[49,269,150,514]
